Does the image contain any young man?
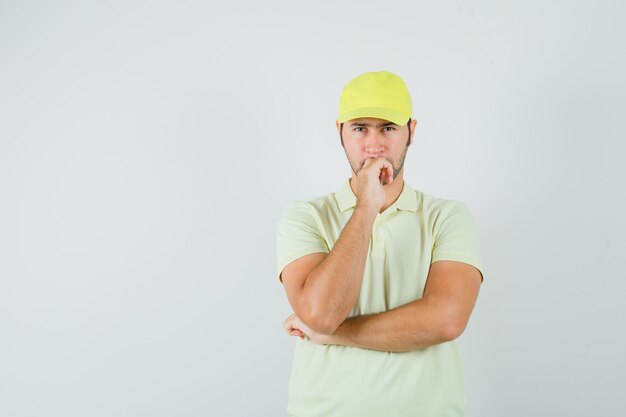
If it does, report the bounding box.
[276,70,484,417]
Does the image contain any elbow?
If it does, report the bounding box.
[303,310,340,335]
[300,304,341,335]
[438,316,468,342]
[440,323,464,342]
[312,321,338,336]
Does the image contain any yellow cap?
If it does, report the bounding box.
[337,71,412,125]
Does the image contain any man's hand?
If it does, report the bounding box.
[283,313,335,345]
[355,157,394,213]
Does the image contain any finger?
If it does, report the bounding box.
[363,157,383,170]
[372,159,390,173]
[283,313,296,328]
[283,317,294,333]
[379,164,391,183]
[363,157,375,167]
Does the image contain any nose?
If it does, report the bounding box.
[364,132,385,155]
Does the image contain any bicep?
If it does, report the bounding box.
[423,260,482,335]
[280,252,328,314]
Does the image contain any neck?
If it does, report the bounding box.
[349,171,405,213]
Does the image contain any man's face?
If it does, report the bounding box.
[337,117,415,183]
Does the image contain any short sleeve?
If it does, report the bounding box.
[431,201,484,282]
[276,200,330,283]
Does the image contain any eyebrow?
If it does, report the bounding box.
[348,121,397,128]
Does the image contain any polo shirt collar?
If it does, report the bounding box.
[334,177,418,214]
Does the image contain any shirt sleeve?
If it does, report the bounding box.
[276,200,330,283]
[431,200,485,282]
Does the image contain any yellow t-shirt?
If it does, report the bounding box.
[276,178,484,417]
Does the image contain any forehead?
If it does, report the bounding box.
[346,117,397,127]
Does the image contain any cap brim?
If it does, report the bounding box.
[337,107,410,126]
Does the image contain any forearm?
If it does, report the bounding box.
[329,297,459,352]
[301,206,376,334]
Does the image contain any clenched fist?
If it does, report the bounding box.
[354,157,394,213]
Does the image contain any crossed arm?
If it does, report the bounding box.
[280,205,483,353]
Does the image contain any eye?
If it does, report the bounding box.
[384,126,396,132]
[353,127,365,132]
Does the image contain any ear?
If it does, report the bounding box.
[337,120,345,148]
[409,118,417,146]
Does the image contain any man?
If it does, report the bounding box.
[275,70,484,417]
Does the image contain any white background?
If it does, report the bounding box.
[1,1,624,416]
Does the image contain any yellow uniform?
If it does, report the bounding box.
[276,178,484,417]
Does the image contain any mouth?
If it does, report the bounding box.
[362,156,390,166]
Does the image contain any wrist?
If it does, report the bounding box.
[330,317,357,346]
[354,204,379,221]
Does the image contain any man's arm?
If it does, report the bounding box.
[285,260,482,351]
[281,158,393,335]
[281,206,377,335]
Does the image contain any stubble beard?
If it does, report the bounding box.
[346,143,409,185]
